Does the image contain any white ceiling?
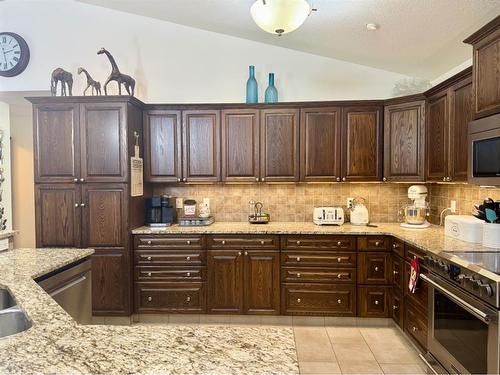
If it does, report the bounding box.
[76,0,500,79]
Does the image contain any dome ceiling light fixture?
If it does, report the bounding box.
[250,0,317,36]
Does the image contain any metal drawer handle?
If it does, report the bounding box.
[186,296,191,302]
[374,300,379,305]
[186,240,191,245]
[297,273,301,278]
[296,257,301,262]
[221,240,226,245]
[337,299,342,304]
[186,272,191,277]
[146,256,152,261]
[418,354,439,375]
[297,298,301,303]
[374,266,379,271]
[147,240,152,245]
[186,256,191,261]
[147,296,152,302]
[296,240,301,245]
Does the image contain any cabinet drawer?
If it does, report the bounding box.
[135,235,205,249]
[390,290,404,328]
[281,267,356,284]
[391,255,404,292]
[281,283,356,316]
[405,245,426,263]
[357,252,391,284]
[207,235,279,250]
[135,282,206,313]
[357,236,388,251]
[357,286,390,318]
[135,250,206,266]
[134,266,206,282]
[404,262,428,312]
[391,238,405,258]
[282,235,355,251]
[405,301,428,350]
[281,251,356,267]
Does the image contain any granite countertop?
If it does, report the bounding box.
[133,222,500,282]
[0,248,298,375]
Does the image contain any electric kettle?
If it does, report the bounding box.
[350,199,369,226]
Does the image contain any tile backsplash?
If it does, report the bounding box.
[155,183,500,225]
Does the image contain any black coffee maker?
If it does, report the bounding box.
[145,195,176,226]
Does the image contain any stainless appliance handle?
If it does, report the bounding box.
[418,354,438,375]
[49,275,87,297]
[420,273,490,323]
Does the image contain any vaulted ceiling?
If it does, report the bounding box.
[77,0,500,79]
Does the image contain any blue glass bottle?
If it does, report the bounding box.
[246,65,258,103]
[265,73,278,103]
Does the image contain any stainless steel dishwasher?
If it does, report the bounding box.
[37,258,92,324]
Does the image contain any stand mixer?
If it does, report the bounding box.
[400,185,431,229]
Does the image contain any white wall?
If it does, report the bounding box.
[0,0,415,102]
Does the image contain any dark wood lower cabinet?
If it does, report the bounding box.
[390,290,404,328]
[405,300,428,350]
[135,282,206,313]
[92,248,130,315]
[357,286,390,317]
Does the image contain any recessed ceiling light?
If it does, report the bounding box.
[366,23,379,31]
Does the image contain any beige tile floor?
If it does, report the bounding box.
[96,315,427,374]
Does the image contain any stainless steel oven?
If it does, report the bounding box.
[468,113,500,186]
[422,273,499,374]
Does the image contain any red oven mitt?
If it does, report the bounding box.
[409,257,420,294]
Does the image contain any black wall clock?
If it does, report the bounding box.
[0,32,30,77]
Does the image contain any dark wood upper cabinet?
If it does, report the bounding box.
[221,109,260,182]
[383,100,425,181]
[144,110,182,182]
[260,108,300,182]
[81,184,127,248]
[182,110,221,182]
[341,107,383,181]
[207,250,244,314]
[464,16,500,119]
[35,184,81,248]
[300,107,341,182]
[449,77,473,181]
[243,250,280,315]
[33,103,80,183]
[80,103,128,183]
[426,90,449,182]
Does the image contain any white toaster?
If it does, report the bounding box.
[313,207,344,225]
[445,215,483,243]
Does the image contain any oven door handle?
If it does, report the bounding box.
[420,273,490,323]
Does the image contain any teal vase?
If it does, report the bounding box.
[246,65,258,103]
[265,73,278,103]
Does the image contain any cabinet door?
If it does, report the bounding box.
[81,184,127,248]
[207,250,244,313]
[341,107,383,181]
[357,286,390,318]
[80,103,128,182]
[357,252,390,284]
[33,104,80,183]
[91,248,130,315]
[244,250,280,315]
[35,184,81,248]
[390,290,404,328]
[449,77,473,182]
[383,101,425,181]
[182,110,221,182]
[221,109,259,182]
[260,108,300,182]
[426,91,448,181]
[300,107,341,181]
[144,110,182,182]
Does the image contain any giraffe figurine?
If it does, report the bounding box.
[78,67,101,96]
[97,48,135,96]
[50,68,73,96]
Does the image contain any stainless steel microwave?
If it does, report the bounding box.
[468,113,500,186]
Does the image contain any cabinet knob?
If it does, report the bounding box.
[73,178,78,182]
[297,298,301,303]
[443,177,446,181]
[297,273,301,278]
[342,177,346,182]
[446,176,451,182]
[183,178,187,182]
[147,256,152,261]
[393,243,398,249]
[186,256,191,261]
[255,177,259,181]
[337,273,342,279]
[221,240,226,245]
[383,177,387,182]
[393,305,398,310]
[337,257,342,263]
[375,241,380,246]
[336,177,340,182]
[186,240,191,245]
[147,272,152,277]
[337,241,342,246]
[374,300,379,305]
[260,240,265,245]
[177,178,181,182]
[147,240,152,245]
[296,257,301,262]
[74,203,79,208]
[244,251,248,256]
[80,178,85,182]
[337,299,342,304]
[374,266,379,271]
[296,240,301,245]
[393,270,399,275]
[261,177,265,182]
[412,326,418,332]
[238,252,242,256]
[186,272,191,277]
[186,296,191,302]
[147,296,152,302]
[80,203,85,207]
